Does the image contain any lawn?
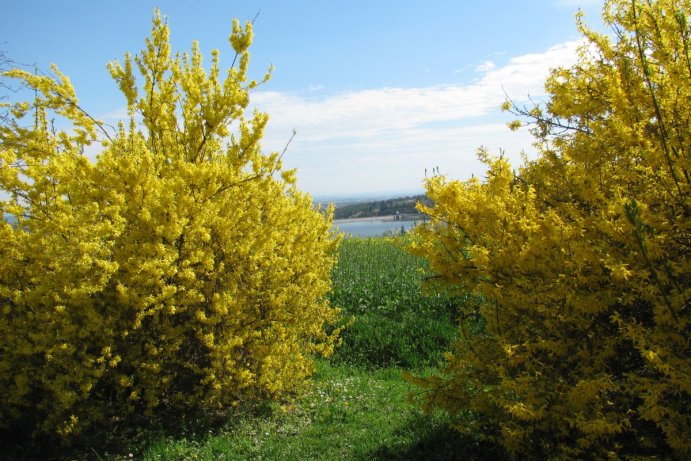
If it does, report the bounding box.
[136,361,501,461]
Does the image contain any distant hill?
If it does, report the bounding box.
[332,194,431,220]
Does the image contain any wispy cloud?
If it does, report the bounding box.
[250,40,582,196]
[265,42,577,130]
[475,60,496,73]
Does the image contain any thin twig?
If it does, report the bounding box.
[230,11,260,69]
[31,66,116,142]
[277,129,297,164]
[89,446,105,461]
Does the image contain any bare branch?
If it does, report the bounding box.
[277,128,297,164]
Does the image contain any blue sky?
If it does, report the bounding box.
[2,0,605,198]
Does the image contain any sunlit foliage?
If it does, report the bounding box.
[410,0,690,458]
[0,10,339,441]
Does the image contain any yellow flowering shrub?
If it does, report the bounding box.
[409,0,690,458]
[0,11,339,440]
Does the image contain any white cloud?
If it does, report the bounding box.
[307,84,325,93]
[280,123,536,197]
[249,40,582,196]
[475,60,496,73]
[100,106,130,122]
[249,40,583,196]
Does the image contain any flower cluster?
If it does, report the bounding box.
[0,9,340,441]
[410,0,690,458]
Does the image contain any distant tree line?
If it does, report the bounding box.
[333,194,431,220]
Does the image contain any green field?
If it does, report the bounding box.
[329,237,462,370]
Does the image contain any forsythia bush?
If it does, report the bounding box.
[0,11,339,440]
[410,0,690,458]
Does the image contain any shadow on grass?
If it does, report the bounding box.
[0,404,243,461]
[362,413,507,461]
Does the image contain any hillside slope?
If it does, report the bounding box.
[333,195,431,220]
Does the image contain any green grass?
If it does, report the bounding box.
[6,236,502,460]
[18,362,503,460]
[329,237,463,369]
[120,361,502,461]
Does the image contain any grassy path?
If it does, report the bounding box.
[136,361,494,461]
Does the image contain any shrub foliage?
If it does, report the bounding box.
[0,11,339,440]
[410,0,690,458]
